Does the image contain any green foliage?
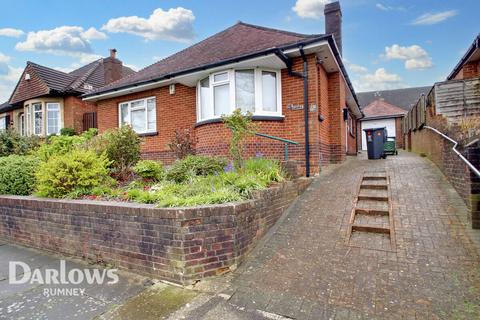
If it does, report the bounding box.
[60,128,76,136]
[124,157,284,207]
[0,155,39,195]
[0,129,39,157]
[167,129,196,159]
[36,128,98,161]
[133,160,164,181]
[243,157,284,184]
[165,155,228,183]
[102,126,140,177]
[222,109,257,168]
[35,149,112,198]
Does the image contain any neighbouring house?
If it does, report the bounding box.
[448,34,480,81]
[83,1,362,176]
[358,100,406,150]
[357,86,431,150]
[0,49,135,136]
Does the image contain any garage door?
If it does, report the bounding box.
[361,118,396,150]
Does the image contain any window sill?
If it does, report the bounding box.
[138,131,158,137]
[195,115,284,127]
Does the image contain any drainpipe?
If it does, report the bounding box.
[275,47,310,177]
[299,47,310,177]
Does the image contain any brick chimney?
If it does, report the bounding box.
[324,1,342,55]
[103,49,123,84]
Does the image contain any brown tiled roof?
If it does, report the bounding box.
[68,59,136,92]
[86,22,321,96]
[9,58,136,104]
[0,101,12,113]
[362,99,407,120]
[357,86,431,111]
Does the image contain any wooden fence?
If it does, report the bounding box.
[403,76,480,133]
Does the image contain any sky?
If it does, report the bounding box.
[0,0,478,102]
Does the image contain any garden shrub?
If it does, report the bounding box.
[133,160,164,181]
[165,155,228,183]
[60,127,76,136]
[102,126,140,177]
[35,149,112,198]
[36,128,98,161]
[222,108,257,168]
[167,128,196,159]
[0,129,39,156]
[243,157,284,184]
[0,155,39,195]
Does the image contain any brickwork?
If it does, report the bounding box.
[0,178,311,285]
[395,117,404,148]
[95,54,359,174]
[63,96,97,133]
[410,128,480,228]
[454,61,480,80]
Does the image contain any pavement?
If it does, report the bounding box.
[0,243,154,319]
[1,151,480,319]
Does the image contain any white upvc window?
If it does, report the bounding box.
[25,105,31,136]
[19,113,25,136]
[33,103,43,135]
[118,97,156,134]
[46,103,60,135]
[197,68,282,122]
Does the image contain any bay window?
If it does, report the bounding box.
[118,97,156,134]
[46,103,60,135]
[197,68,281,122]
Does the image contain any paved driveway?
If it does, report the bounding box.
[172,152,480,319]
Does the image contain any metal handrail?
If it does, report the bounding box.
[424,126,480,178]
[255,133,299,161]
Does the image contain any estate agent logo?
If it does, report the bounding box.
[9,260,119,297]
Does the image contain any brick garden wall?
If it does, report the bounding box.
[0,178,311,284]
[410,128,480,228]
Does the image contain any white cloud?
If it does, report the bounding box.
[0,28,25,38]
[411,10,457,25]
[102,7,195,42]
[376,3,405,12]
[384,44,433,70]
[344,59,368,74]
[0,65,23,102]
[353,68,405,92]
[0,52,11,75]
[292,0,331,19]
[83,27,107,40]
[15,26,105,61]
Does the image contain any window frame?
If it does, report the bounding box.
[118,96,157,134]
[19,112,25,136]
[196,68,282,122]
[46,102,61,136]
[32,103,43,136]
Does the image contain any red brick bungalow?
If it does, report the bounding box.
[83,2,363,176]
[0,50,135,136]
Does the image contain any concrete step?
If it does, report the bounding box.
[360,184,388,190]
[363,176,387,181]
[354,212,390,229]
[358,189,388,201]
[356,199,389,212]
[351,224,390,234]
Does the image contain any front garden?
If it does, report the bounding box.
[0,110,286,207]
